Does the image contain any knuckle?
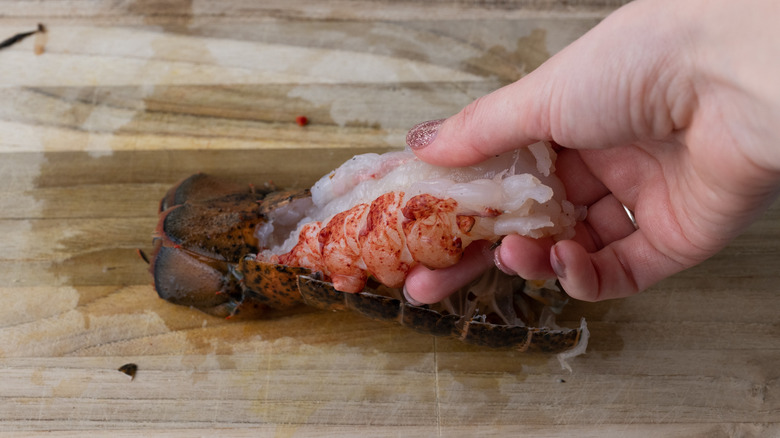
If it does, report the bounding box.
[451,96,493,160]
[456,96,488,133]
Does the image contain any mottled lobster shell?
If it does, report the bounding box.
[147,173,586,354]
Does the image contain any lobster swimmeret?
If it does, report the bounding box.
[147,144,589,368]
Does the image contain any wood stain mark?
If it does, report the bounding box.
[464,28,550,83]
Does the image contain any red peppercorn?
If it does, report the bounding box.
[295,116,309,126]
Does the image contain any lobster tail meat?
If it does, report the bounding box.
[257,142,582,293]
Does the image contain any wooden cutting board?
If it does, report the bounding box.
[1,1,778,436]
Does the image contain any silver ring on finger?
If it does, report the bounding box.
[622,204,638,230]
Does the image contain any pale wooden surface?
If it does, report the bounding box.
[1,1,779,437]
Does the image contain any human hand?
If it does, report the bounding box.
[403,0,780,303]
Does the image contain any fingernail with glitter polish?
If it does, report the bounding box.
[406,119,444,150]
[550,245,567,280]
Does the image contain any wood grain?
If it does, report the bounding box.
[1,1,778,436]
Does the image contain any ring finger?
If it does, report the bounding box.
[579,194,639,250]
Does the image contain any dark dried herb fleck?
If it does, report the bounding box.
[118,363,138,380]
[0,24,46,51]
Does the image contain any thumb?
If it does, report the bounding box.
[405,75,554,167]
[407,0,692,167]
